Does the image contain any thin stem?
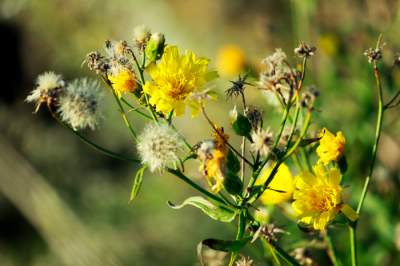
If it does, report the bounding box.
[49,107,139,163]
[201,106,254,168]
[111,89,138,141]
[229,211,246,266]
[384,90,400,109]
[356,63,384,213]
[120,98,153,119]
[261,239,281,266]
[349,225,357,266]
[324,231,339,266]
[167,168,237,208]
[269,240,301,266]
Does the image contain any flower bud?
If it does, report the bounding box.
[145,32,166,62]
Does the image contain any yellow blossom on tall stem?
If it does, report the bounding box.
[257,163,294,205]
[143,45,217,116]
[292,164,357,230]
[108,68,137,98]
[316,128,346,165]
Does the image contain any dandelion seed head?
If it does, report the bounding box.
[137,123,183,172]
[250,128,273,157]
[26,71,65,111]
[58,78,103,130]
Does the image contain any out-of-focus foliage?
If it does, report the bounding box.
[0,0,400,265]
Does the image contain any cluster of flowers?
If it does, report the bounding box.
[27,26,396,265]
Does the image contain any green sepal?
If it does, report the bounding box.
[167,196,237,222]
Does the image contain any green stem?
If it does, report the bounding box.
[167,168,236,208]
[111,89,138,141]
[356,63,384,213]
[269,240,301,266]
[229,211,246,266]
[261,239,281,266]
[49,108,139,163]
[120,98,153,119]
[349,225,357,266]
[324,231,339,266]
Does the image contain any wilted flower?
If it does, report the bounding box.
[137,123,183,172]
[58,78,103,130]
[197,128,229,192]
[257,163,294,205]
[364,47,383,64]
[216,45,246,77]
[26,71,65,112]
[143,45,217,116]
[316,128,345,165]
[292,164,357,230]
[250,128,273,157]
[133,24,151,49]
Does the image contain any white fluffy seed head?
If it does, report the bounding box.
[250,128,273,157]
[137,123,183,172]
[58,78,103,130]
[26,71,65,105]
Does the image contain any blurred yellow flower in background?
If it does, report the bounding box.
[257,163,294,205]
[143,46,217,116]
[108,69,137,98]
[216,45,246,77]
[292,165,343,230]
[316,128,345,165]
[318,34,339,57]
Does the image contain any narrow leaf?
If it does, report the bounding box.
[129,166,146,203]
[202,237,251,252]
[167,196,237,222]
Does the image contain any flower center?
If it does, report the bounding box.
[309,187,338,212]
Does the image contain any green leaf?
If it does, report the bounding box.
[201,237,251,252]
[224,171,243,196]
[226,150,240,174]
[129,166,146,203]
[232,114,252,138]
[167,196,237,222]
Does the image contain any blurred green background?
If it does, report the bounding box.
[0,0,400,265]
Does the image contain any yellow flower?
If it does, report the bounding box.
[108,69,137,98]
[216,45,246,77]
[316,128,345,165]
[292,164,357,230]
[143,46,217,116]
[256,163,294,205]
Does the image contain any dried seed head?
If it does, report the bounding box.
[245,106,263,129]
[226,74,249,98]
[364,47,383,63]
[137,123,184,172]
[294,42,316,58]
[58,78,103,130]
[84,51,109,74]
[26,71,65,112]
